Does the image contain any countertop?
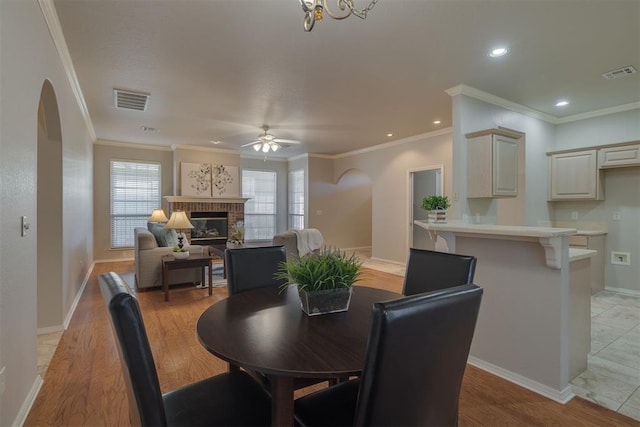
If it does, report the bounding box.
[575,230,607,236]
[413,220,577,238]
[569,248,597,261]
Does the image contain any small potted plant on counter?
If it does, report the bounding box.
[422,195,450,223]
[276,247,363,316]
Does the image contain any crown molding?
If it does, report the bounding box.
[446,84,558,123]
[94,139,174,151]
[172,144,239,154]
[555,102,640,124]
[38,0,96,141]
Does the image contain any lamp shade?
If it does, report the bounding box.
[164,211,194,230]
[148,209,169,223]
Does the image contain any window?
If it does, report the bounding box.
[242,169,277,240]
[289,169,305,229]
[110,160,161,248]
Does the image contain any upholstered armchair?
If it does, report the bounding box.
[134,227,205,289]
[272,229,324,260]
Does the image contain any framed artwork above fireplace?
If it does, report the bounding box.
[181,162,212,197]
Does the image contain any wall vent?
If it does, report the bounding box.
[113,88,149,111]
[602,66,637,80]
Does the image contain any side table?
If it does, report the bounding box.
[161,254,212,301]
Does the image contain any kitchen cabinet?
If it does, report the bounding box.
[467,131,518,198]
[548,150,604,200]
[568,232,606,294]
[599,143,640,168]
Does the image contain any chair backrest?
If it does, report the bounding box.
[355,284,483,427]
[402,248,477,295]
[225,245,288,295]
[98,272,167,427]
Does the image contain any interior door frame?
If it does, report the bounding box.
[407,165,444,249]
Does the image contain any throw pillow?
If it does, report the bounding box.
[148,223,179,247]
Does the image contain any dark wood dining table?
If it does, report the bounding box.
[196,285,401,427]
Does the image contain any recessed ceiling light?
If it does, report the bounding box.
[433,120,441,125]
[489,47,508,58]
[555,100,569,107]
[387,133,393,137]
[210,140,222,145]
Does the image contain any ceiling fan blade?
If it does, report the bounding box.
[272,138,300,144]
[240,140,260,148]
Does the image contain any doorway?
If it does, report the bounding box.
[37,80,64,331]
[408,166,443,250]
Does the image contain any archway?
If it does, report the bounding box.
[37,80,64,330]
[331,168,373,250]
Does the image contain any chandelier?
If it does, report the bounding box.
[299,0,380,32]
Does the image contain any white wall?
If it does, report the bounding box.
[332,131,453,263]
[0,1,93,424]
[451,94,556,226]
[555,109,640,150]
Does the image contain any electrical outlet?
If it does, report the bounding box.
[611,251,631,265]
[613,211,621,220]
[571,211,579,220]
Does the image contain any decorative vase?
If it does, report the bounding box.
[298,287,353,316]
[173,250,189,259]
[428,209,448,223]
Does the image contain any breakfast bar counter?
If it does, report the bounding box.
[414,221,594,403]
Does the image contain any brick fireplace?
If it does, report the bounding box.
[163,196,248,247]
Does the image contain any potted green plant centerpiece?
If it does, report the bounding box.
[276,247,363,316]
[422,195,450,223]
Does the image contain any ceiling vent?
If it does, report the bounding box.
[113,88,149,111]
[602,66,637,80]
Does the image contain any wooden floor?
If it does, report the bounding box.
[25,261,638,426]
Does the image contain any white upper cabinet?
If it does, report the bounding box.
[599,143,640,169]
[467,132,518,198]
[548,150,603,200]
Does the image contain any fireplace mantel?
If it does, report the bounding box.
[164,196,250,204]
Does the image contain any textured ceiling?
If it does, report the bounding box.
[53,0,640,158]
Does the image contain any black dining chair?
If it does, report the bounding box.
[225,245,288,295]
[293,283,483,427]
[402,247,477,295]
[98,272,271,427]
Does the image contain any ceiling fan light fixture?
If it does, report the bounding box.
[253,144,261,152]
[262,143,270,153]
[271,142,279,152]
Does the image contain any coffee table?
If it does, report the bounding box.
[161,254,212,301]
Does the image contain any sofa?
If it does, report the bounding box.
[134,226,206,289]
[272,229,324,261]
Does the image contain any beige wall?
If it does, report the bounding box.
[0,1,94,424]
[332,132,454,263]
[307,156,372,249]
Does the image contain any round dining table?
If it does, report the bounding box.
[196,285,401,427]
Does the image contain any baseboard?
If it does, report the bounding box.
[369,256,406,267]
[12,374,43,427]
[37,325,65,335]
[62,261,95,330]
[467,356,575,404]
[93,257,134,263]
[604,286,640,297]
[341,246,372,252]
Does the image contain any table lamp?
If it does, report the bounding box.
[148,208,169,223]
[164,211,193,249]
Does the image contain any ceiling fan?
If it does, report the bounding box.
[240,125,301,153]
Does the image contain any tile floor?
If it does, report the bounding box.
[36,253,640,422]
[570,290,640,421]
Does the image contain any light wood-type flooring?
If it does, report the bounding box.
[25,261,638,426]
